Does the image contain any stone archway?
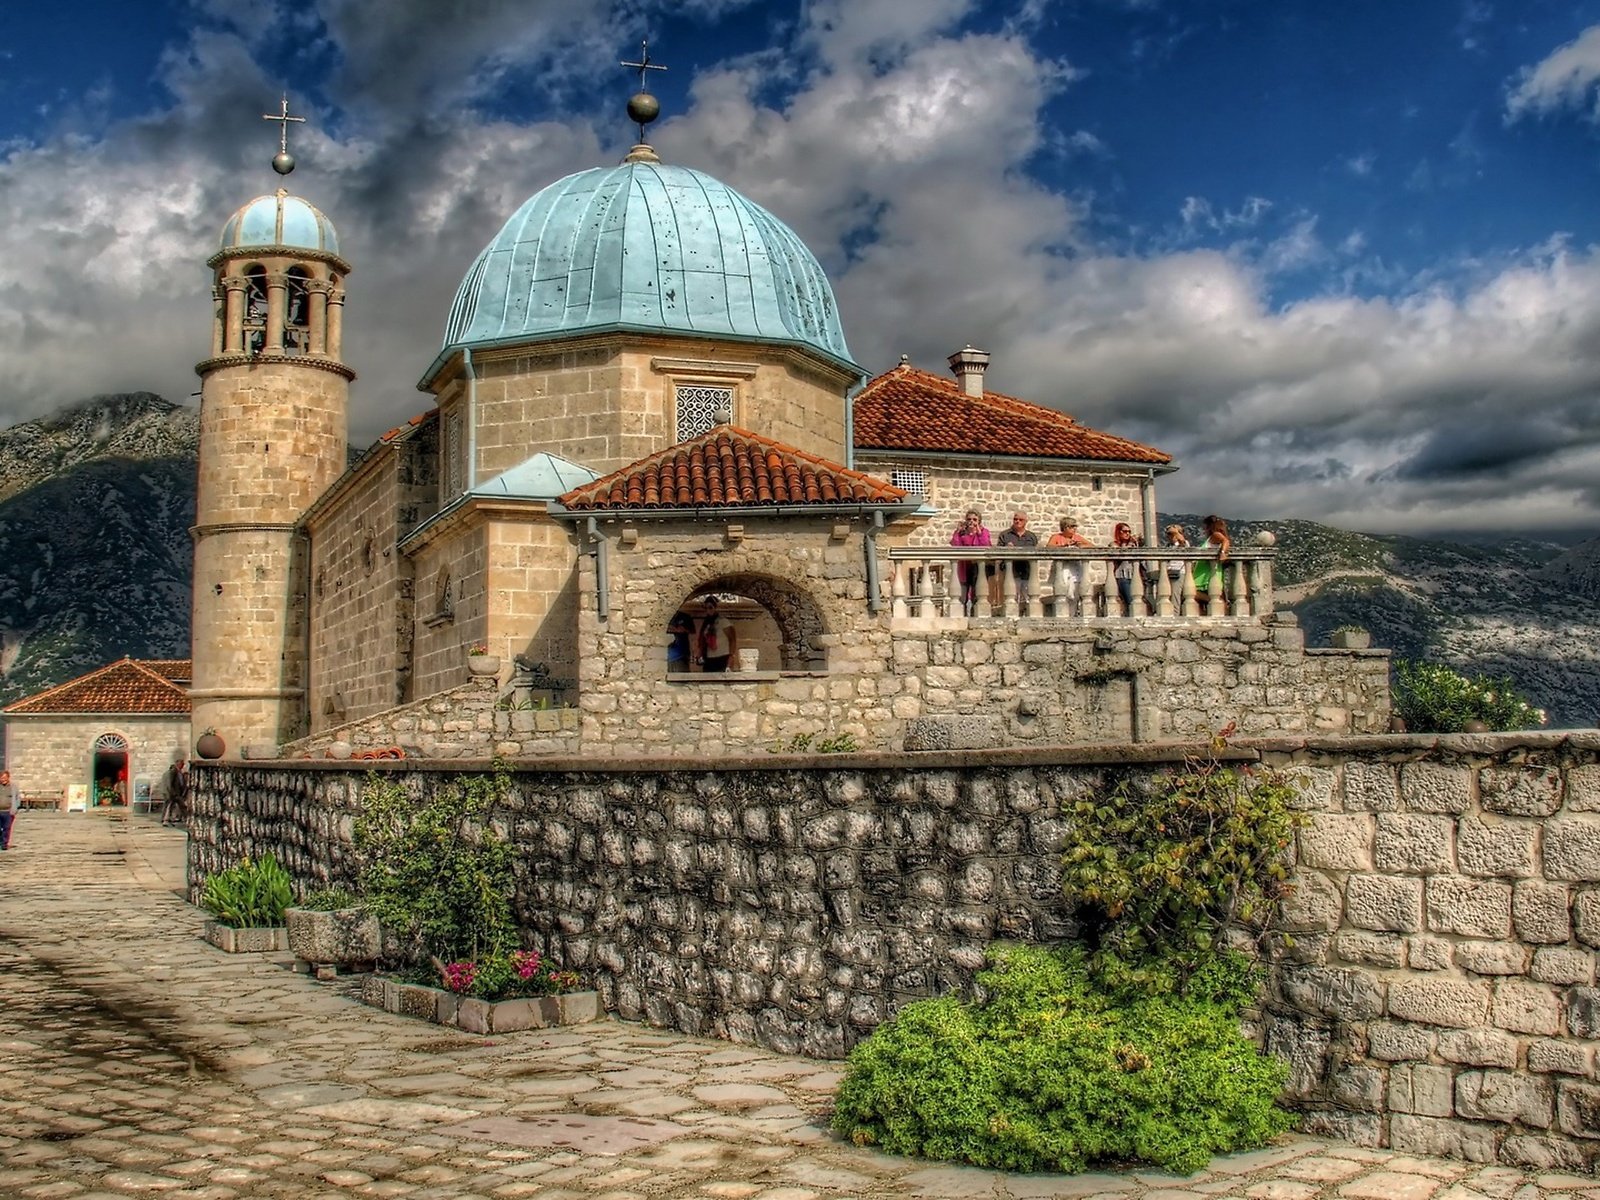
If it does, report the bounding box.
[680,573,831,671]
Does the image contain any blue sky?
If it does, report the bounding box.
[3,0,1600,536]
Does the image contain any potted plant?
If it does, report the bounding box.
[285,887,381,977]
[1330,624,1371,650]
[466,642,500,676]
[195,728,226,760]
[199,854,292,953]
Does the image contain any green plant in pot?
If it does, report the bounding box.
[200,855,293,928]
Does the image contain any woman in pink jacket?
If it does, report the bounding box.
[950,509,992,616]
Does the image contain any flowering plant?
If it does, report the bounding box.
[436,949,584,1000]
[468,642,489,656]
[1394,660,1548,733]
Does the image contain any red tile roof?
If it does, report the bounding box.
[559,426,907,511]
[3,658,192,716]
[852,364,1172,465]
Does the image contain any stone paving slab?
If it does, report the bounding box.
[2,811,1597,1199]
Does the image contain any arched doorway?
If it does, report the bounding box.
[91,733,129,808]
[667,574,831,673]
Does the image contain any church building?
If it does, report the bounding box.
[188,78,1390,761]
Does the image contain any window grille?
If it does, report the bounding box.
[94,733,129,752]
[675,385,734,441]
[889,468,929,496]
[445,410,464,496]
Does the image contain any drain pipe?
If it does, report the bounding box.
[864,509,884,614]
[586,516,609,621]
[464,348,478,489]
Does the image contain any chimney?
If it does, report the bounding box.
[948,345,990,397]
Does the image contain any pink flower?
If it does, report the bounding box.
[511,950,542,980]
[442,960,477,993]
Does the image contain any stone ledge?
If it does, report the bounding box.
[357,976,600,1034]
[202,921,289,954]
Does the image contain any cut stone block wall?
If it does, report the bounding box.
[188,731,1600,1169]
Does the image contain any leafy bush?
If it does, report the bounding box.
[1060,743,1303,989]
[832,945,1292,1175]
[353,771,516,964]
[298,887,360,912]
[200,855,293,928]
[1393,659,1548,733]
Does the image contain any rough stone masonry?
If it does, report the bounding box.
[188,730,1600,1171]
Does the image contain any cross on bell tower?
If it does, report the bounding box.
[262,94,306,176]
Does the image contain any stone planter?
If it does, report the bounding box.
[203,920,289,953]
[735,648,760,672]
[467,655,501,677]
[1331,629,1371,650]
[285,907,381,971]
[358,976,600,1033]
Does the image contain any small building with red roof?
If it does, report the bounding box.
[3,659,190,811]
[853,347,1175,547]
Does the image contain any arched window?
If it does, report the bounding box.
[243,266,268,355]
[285,267,311,353]
[93,733,129,752]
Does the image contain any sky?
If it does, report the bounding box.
[3,1,1600,539]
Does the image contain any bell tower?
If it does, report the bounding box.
[190,97,353,756]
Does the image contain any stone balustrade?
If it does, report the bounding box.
[887,546,1275,621]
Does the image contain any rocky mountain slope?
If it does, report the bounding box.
[0,395,197,705]
[1163,514,1600,728]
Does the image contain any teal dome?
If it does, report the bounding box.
[436,161,857,376]
[219,190,339,256]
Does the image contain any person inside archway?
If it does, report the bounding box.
[666,610,694,673]
[698,597,739,673]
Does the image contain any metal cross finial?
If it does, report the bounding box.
[263,94,306,154]
[621,39,667,93]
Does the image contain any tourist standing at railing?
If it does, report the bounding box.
[950,509,992,616]
[1110,523,1143,616]
[996,512,1039,611]
[1046,516,1094,615]
[1163,524,1191,611]
[1193,515,1232,614]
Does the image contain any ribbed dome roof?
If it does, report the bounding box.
[218,190,339,256]
[436,161,856,376]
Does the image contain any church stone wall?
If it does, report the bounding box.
[188,733,1600,1170]
[484,514,581,689]
[407,524,490,703]
[306,457,410,735]
[4,715,190,805]
[855,457,1155,550]
[435,336,852,501]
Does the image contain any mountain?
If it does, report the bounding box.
[1162,514,1600,729]
[0,395,198,705]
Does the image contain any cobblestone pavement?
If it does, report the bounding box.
[1,813,1595,1200]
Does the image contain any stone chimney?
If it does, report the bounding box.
[948,345,991,397]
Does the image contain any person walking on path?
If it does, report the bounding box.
[159,759,188,827]
[1,769,17,850]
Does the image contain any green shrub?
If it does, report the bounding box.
[1060,745,1303,989]
[832,945,1292,1175]
[200,855,293,928]
[352,770,516,964]
[1393,659,1548,733]
[298,887,360,912]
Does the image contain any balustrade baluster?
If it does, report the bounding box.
[1229,559,1248,617]
[891,560,909,618]
[915,560,932,618]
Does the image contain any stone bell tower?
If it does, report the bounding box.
[190,98,353,757]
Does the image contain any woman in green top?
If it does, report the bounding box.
[1192,515,1231,614]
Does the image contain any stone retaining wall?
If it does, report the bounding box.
[188,731,1600,1169]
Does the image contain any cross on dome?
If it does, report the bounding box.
[262,93,306,176]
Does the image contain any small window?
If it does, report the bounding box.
[1091,476,1104,492]
[445,410,465,497]
[675,385,734,441]
[889,468,928,496]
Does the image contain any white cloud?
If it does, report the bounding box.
[1506,24,1600,122]
[1,5,1599,538]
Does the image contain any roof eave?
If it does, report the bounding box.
[853,447,1178,474]
[546,499,922,521]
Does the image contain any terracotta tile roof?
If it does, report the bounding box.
[852,364,1172,465]
[3,658,192,716]
[378,407,437,445]
[559,426,908,511]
